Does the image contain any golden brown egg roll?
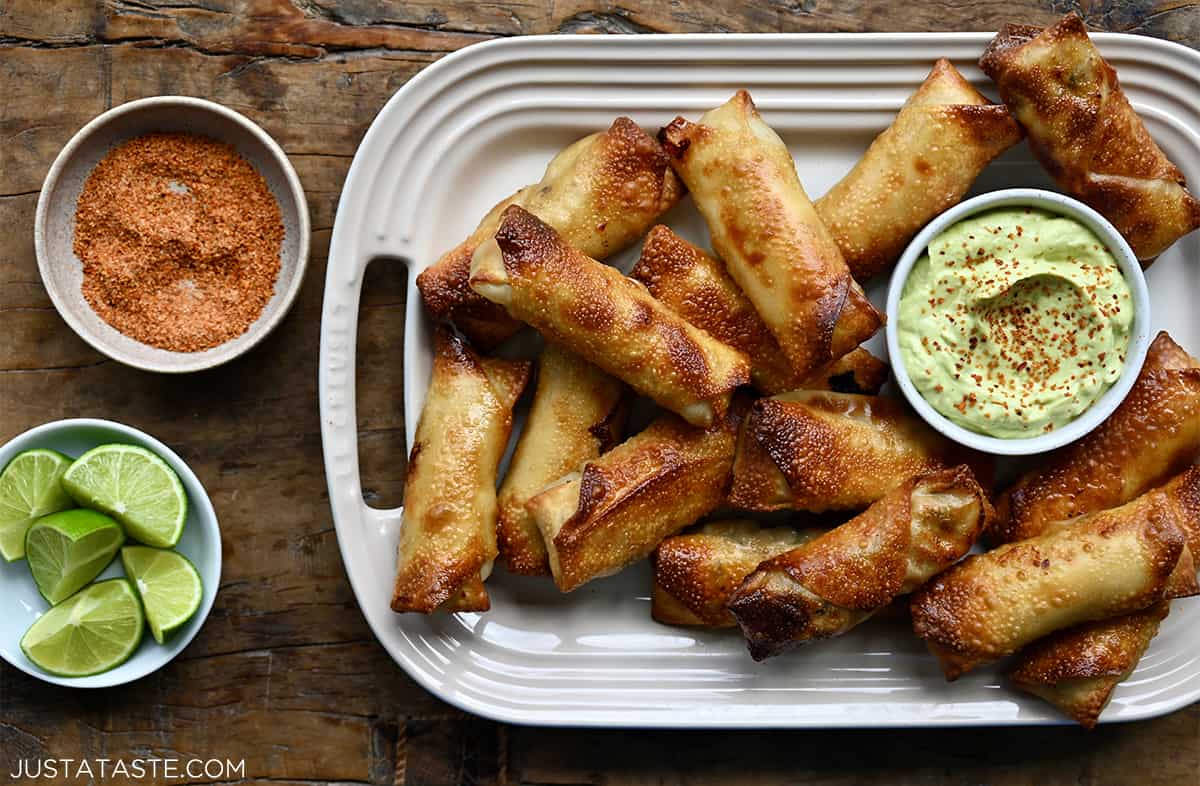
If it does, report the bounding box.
[1008,602,1169,729]
[470,206,750,427]
[1004,465,1200,725]
[992,332,1200,545]
[814,58,1023,281]
[630,225,889,395]
[526,406,741,593]
[496,344,628,575]
[416,117,683,347]
[659,91,884,380]
[727,466,991,660]
[728,390,992,513]
[910,479,1200,680]
[651,520,819,628]
[391,328,531,613]
[979,13,1200,261]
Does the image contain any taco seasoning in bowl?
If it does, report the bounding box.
[74,132,283,353]
[36,96,309,373]
[886,189,1151,456]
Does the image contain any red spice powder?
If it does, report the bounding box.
[74,132,283,353]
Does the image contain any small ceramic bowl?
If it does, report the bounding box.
[0,419,221,687]
[886,188,1152,456]
[35,96,310,373]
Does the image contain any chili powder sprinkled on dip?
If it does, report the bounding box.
[897,206,1133,439]
[73,132,283,353]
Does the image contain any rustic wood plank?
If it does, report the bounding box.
[3,2,1200,785]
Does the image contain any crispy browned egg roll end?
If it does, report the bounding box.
[416,117,683,346]
[391,328,531,613]
[1008,602,1170,728]
[728,466,991,660]
[496,345,628,575]
[815,58,1023,281]
[658,91,883,380]
[470,205,750,427]
[651,520,819,628]
[528,406,742,593]
[980,13,1200,261]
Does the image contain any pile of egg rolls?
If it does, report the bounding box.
[393,12,1200,728]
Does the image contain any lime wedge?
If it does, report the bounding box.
[62,444,187,548]
[0,449,75,561]
[26,509,126,605]
[20,578,144,677]
[121,546,203,644]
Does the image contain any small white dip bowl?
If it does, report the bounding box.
[885,188,1152,457]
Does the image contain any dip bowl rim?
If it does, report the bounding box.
[885,187,1152,457]
[34,95,310,374]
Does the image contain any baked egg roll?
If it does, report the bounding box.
[979,13,1200,261]
[1004,465,1200,725]
[659,91,884,380]
[911,479,1200,680]
[630,225,888,395]
[496,344,628,575]
[728,391,992,513]
[992,332,1200,544]
[651,520,819,628]
[470,205,750,427]
[1008,602,1169,729]
[727,466,990,660]
[391,328,531,613]
[814,58,1023,281]
[416,117,683,347]
[526,407,741,593]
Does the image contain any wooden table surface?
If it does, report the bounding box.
[3,2,1199,784]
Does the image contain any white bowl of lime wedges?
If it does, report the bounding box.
[0,419,220,687]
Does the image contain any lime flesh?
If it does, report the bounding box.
[62,444,187,548]
[121,546,203,644]
[26,509,126,605]
[0,449,75,561]
[21,578,144,677]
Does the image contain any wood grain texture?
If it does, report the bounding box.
[1,1,1199,784]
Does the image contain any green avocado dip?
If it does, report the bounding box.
[898,206,1133,439]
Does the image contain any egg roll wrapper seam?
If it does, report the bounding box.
[659,91,883,379]
[527,407,741,593]
[496,344,629,575]
[470,205,750,427]
[728,391,992,513]
[631,225,889,395]
[992,331,1200,544]
[814,58,1023,281]
[728,466,990,660]
[416,117,683,347]
[979,13,1200,261]
[911,481,1200,680]
[651,520,820,628]
[391,329,531,613]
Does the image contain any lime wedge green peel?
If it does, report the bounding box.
[26,509,125,605]
[121,546,203,644]
[20,578,144,677]
[0,449,75,561]
[62,444,188,548]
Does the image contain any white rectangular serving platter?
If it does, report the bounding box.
[319,32,1200,728]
